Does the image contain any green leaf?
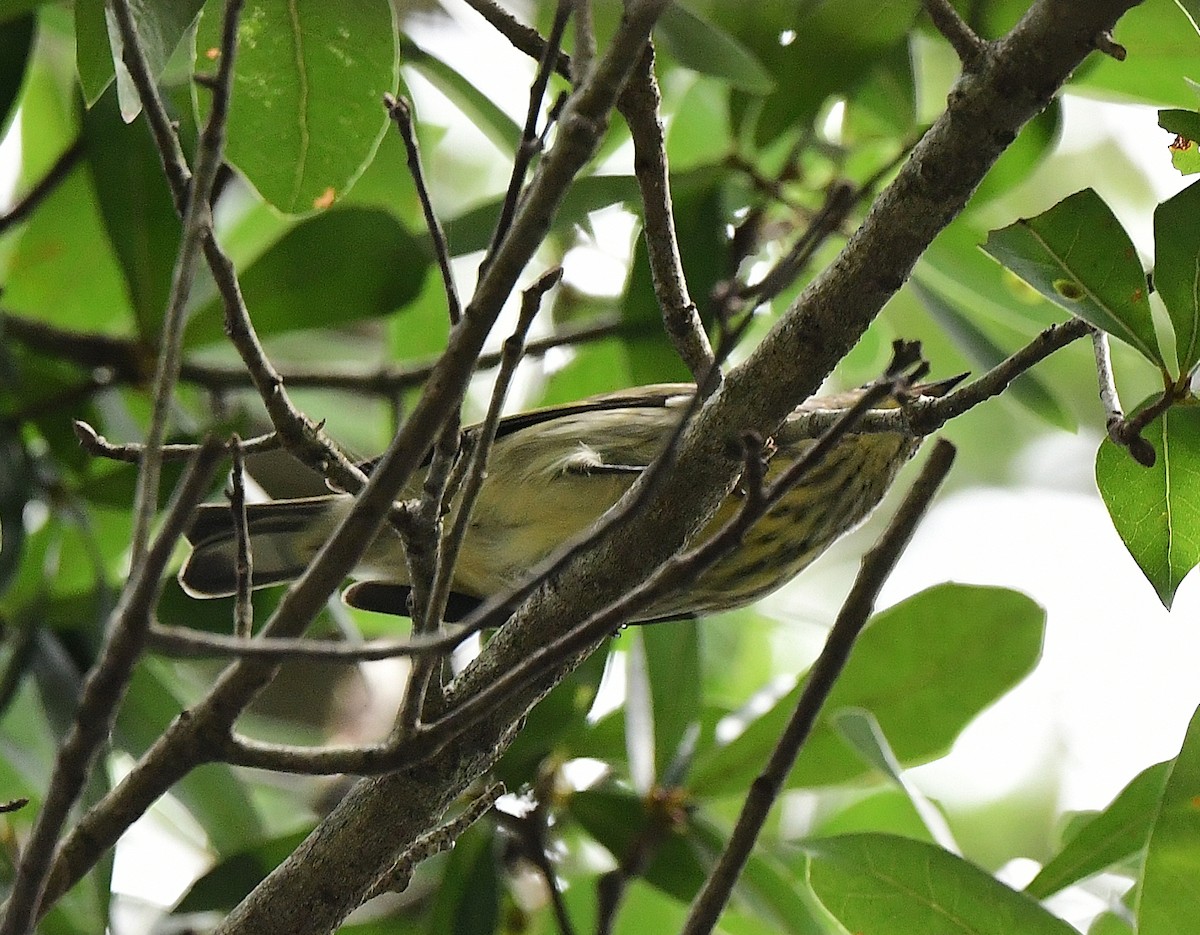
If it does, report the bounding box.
[983,189,1160,366]
[1095,401,1200,609]
[175,829,310,914]
[195,0,398,214]
[642,619,701,784]
[806,833,1078,935]
[973,100,1061,207]
[1026,759,1169,898]
[187,207,430,347]
[427,820,500,935]
[1138,703,1200,934]
[1154,179,1200,372]
[690,585,1045,794]
[1159,108,1200,140]
[832,709,958,851]
[0,432,31,596]
[656,5,774,94]
[81,87,183,339]
[77,0,206,112]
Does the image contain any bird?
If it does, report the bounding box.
[179,376,958,623]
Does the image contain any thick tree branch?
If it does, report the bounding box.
[203,4,1137,934]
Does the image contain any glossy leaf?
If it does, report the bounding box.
[1138,703,1200,934]
[187,207,429,347]
[983,189,1160,366]
[690,585,1044,794]
[807,833,1078,934]
[1153,178,1200,372]
[1026,760,1170,898]
[195,0,398,213]
[1095,401,1200,608]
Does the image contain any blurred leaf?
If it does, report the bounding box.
[806,833,1077,934]
[175,828,310,914]
[713,0,919,146]
[666,78,733,172]
[74,0,114,107]
[569,787,707,901]
[1138,702,1200,934]
[494,648,607,789]
[117,661,266,854]
[195,0,398,214]
[1095,400,1200,609]
[0,432,31,595]
[832,709,958,852]
[972,100,1061,206]
[78,0,205,112]
[1153,179,1200,372]
[910,279,1072,429]
[0,12,33,132]
[401,37,521,155]
[427,820,499,935]
[656,5,774,94]
[82,87,183,339]
[188,207,430,347]
[1026,760,1170,899]
[690,585,1044,794]
[1067,2,1200,108]
[5,67,135,334]
[1089,913,1136,935]
[842,40,915,140]
[811,787,936,844]
[642,619,701,784]
[983,189,1160,367]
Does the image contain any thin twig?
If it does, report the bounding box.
[462,0,573,78]
[0,438,224,935]
[0,138,86,235]
[923,0,988,68]
[384,94,461,324]
[678,438,957,935]
[483,0,573,271]
[618,44,715,382]
[74,420,280,463]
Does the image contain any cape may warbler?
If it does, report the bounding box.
[180,380,955,621]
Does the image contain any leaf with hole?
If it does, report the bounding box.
[984,189,1160,367]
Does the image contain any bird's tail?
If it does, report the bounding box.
[178,497,339,598]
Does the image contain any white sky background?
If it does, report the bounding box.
[3,3,1200,928]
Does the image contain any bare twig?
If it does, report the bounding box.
[73,420,280,463]
[484,0,573,270]
[384,94,461,324]
[146,622,467,661]
[0,138,85,235]
[0,438,224,935]
[618,45,715,382]
[461,0,572,80]
[678,438,957,935]
[924,0,988,68]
